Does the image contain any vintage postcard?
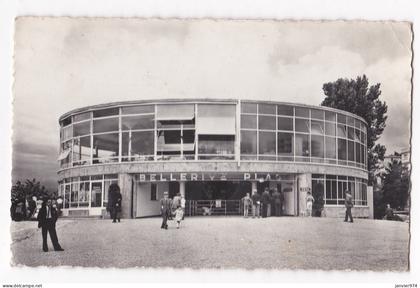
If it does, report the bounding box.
[10,17,412,271]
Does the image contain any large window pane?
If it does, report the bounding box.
[295,107,309,118]
[198,135,235,156]
[295,133,310,157]
[311,135,324,158]
[93,133,119,163]
[71,182,78,208]
[93,108,119,118]
[74,112,91,122]
[197,104,235,135]
[325,136,336,159]
[157,104,194,121]
[122,131,154,161]
[348,140,355,161]
[79,182,89,207]
[325,111,336,122]
[356,142,361,163]
[346,116,355,127]
[295,118,309,133]
[74,121,91,137]
[337,124,347,138]
[337,114,346,124]
[93,118,119,133]
[277,132,293,155]
[73,136,91,165]
[241,102,257,114]
[241,131,257,155]
[241,115,257,129]
[258,131,276,155]
[311,109,324,120]
[338,138,347,160]
[311,120,324,134]
[121,105,154,115]
[347,127,355,140]
[122,115,154,130]
[277,105,293,116]
[278,117,293,131]
[259,115,276,130]
[258,103,276,115]
[325,122,336,136]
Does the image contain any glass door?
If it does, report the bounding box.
[90,181,103,208]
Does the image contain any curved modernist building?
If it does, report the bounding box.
[57,99,371,218]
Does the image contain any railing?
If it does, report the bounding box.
[186,200,249,216]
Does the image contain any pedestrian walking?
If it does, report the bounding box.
[160,191,172,229]
[174,206,184,229]
[344,190,354,223]
[261,188,271,218]
[242,192,253,218]
[272,188,282,216]
[251,189,261,218]
[37,197,64,252]
[305,191,315,217]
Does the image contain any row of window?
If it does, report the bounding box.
[59,103,367,170]
[312,174,368,206]
[58,174,118,209]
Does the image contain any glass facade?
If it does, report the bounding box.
[58,174,118,209]
[59,101,367,170]
[312,174,368,206]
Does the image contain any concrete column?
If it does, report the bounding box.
[297,173,311,217]
[119,173,133,219]
[179,181,186,198]
[367,186,374,219]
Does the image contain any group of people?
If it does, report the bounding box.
[160,191,186,229]
[242,187,285,218]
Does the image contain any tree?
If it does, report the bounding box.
[10,178,52,220]
[381,159,409,212]
[321,75,388,185]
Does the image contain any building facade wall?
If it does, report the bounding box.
[57,99,369,219]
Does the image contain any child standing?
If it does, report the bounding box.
[174,206,184,229]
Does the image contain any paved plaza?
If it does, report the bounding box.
[10,217,409,270]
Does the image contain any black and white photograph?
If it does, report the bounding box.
[1,1,419,286]
[8,17,412,271]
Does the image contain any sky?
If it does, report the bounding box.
[12,18,412,192]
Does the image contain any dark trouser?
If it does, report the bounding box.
[161,210,169,228]
[274,203,282,216]
[111,208,117,222]
[42,219,61,251]
[262,204,268,218]
[345,207,353,222]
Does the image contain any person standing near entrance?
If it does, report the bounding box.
[305,191,315,217]
[160,191,172,229]
[344,190,354,223]
[242,192,253,218]
[261,188,271,218]
[37,197,64,252]
[272,188,282,217]
[251,190,261,218]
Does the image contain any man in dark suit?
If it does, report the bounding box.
[344,190,354,223]
[272,188,282,217]
[37,198,64,252]
[160,191,172,229]
[261,188,271,218]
